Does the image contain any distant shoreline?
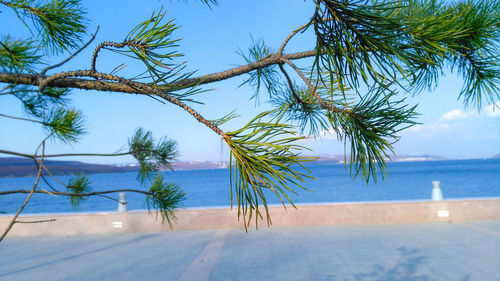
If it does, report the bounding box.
[0,157,138,178]
[1,156,498,178]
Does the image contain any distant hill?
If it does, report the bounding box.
[0,157,231,178]
[304,154,446,164]
[492,153,500,159]
[171,161,223,170]
[0,157,138,178]
[388,154,446,162]
[0,153,452,178]
[309,155,345,164]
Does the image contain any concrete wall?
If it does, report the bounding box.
[1,198,499,237]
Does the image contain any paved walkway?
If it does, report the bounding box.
[1,221,499,281]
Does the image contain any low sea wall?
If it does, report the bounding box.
[1,198,499,237]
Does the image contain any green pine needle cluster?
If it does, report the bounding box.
[116,9,184,82]
[332,91,418,182]
[226,107,316,228]
[128,128,179,183]
[43,107,85,143]
[6,0,87,54]
[8,86,69,117]
[145,174,185,228]
[311,0,500,109]
[0,35,41,72]
[200,0,217,6]
[209,109,241,127]
[406,0,500,108]
[280,87,329,136]
[314,0,410,93]
[67,174,91,208]
[238,38,282,101]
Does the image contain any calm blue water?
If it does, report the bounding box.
[1,159,499,214]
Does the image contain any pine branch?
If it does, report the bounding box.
[0,188,154,197]
[91,41,134,72]
[0,186,184,228]
[41,26,99,75]
[277,64,304,106]
[0,148,131,159]
[15,219,56,224]
[0,139,45,242]
[36,70,226,137]
[0,50,317,91]
[0,112,49,126]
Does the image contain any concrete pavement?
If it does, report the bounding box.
[1,220,499,281]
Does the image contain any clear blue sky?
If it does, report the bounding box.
[1,0,499,164]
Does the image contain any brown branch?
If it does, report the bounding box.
[31,135,60,194]
[0,188,153,197]
[15,219,56,224]
[0,149,33,158]
[0,147,177,160]
[91,40,140,71]
[0,50,319,141]
[278,64,305,108]
[38,151,132,158]
[0,0,41,14]
[0,72,135,92]
[37,70,227,137]
[41,165,68,188]
[0,85,11,92]
[39,164,122,204]
[0,140,45,242]
[176,51,316,88]
[0,50,317,93]
[0,148,132,159]
[122,75,227,137]
[0,147,143,204]
[0,113,48,126]
[277,22,311,56]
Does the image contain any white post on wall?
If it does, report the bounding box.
[431,181,443,201]
[118,192,128,212]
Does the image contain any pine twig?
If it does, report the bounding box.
[0,140,45,242]
[0,188,154,197]
[15,219,56,224]
[277,63,305,107]
[41,26,100,76]
[91,40,138,72]
[0,113,48,126]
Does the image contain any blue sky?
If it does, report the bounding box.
[1,0,499,164]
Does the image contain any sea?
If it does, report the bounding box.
[1,159,499,215]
